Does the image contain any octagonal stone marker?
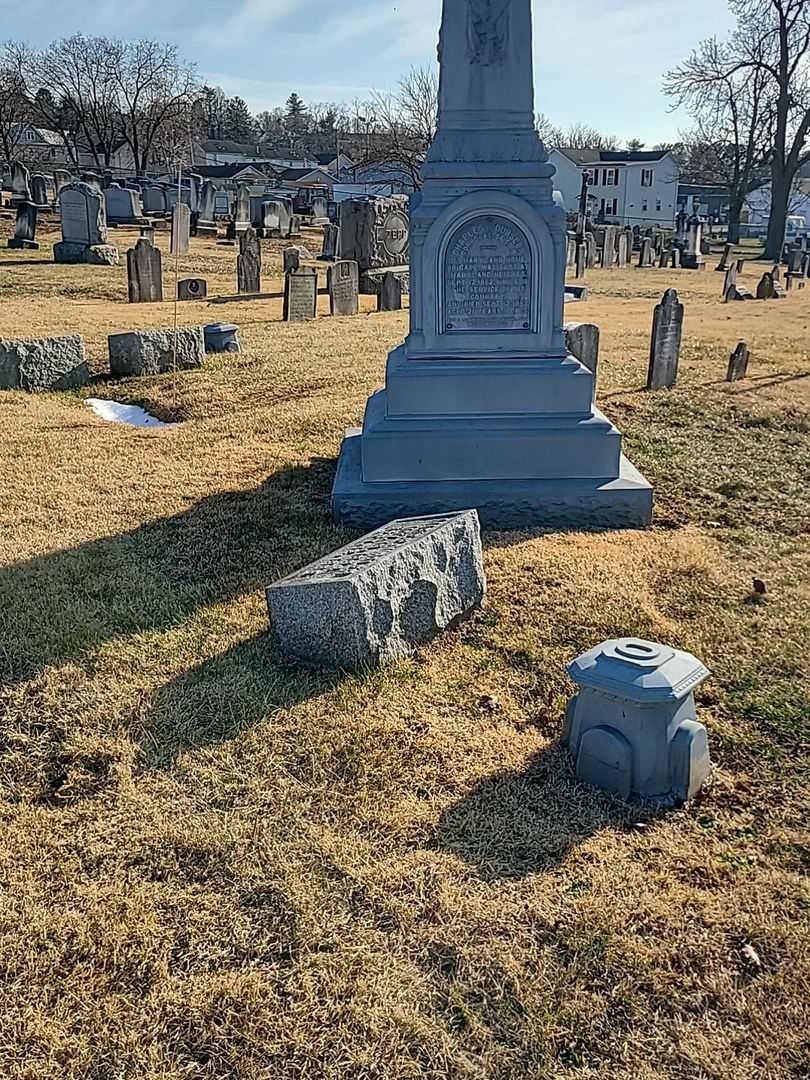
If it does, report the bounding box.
[266,510,485,670]
[563,638,712,806]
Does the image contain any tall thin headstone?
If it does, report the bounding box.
[237,226,261,293]
[647,289,684,390]
[197,181,218,235]
[7,202,38,249]
[127,238,163,302]
[171,202,191,256]
[320,222,339,261]
[236,184,251,231]
[726,342,749,382]
[377,271,403,311]
[30,174,49,207]
[10,162,31,201]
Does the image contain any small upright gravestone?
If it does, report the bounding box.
[283,267,318,321]
[377,271,403,312]
[53,169,73,202]
[283,247,301,274]
[235,184,251,231]
[30,174,49,208]
[54,182,118,265]
[10,162,30,201]
[756,272,784,300]
[171,202,191,256]
[716,243,734,272]
[574,241,587,279]
[7,202,38,249]
[197,181,218,236]
[328,260,360,316]
[727,342,750,382]
[237,226,261,294]
[564,323,600,399]
[266,510,486,670]
[647,289,684,390]
[106,186,145,225]
[178,278,208,301]
[320,222,339,261]
[637,238,653,268]
[127,239,163,303]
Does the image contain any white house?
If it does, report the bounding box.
[549,148,680,228]
[3,123,71,165]
[744,165,810,238]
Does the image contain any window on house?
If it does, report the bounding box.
[601,168,619,186]
[642,200,649,212]
[641,168,654,187]
[601,198,618,217]
[656,199,662,212]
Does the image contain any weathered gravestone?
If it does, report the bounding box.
[658,246,670,269]
[616,231,629,269]
[261,199,292,238]
[171,202,191,256]
[575,241,587,278]
[108,326,205,376]
[669,247,681,269]
[584,232,596,268]
[681,215,705,270]
[30,174,49,208]
[7,202,38,249]
[328,259,360,316]
[10,162,30,202]
[377,271,403,311]
[127,239,163,303]
[0,335,90,392]
[237,226,261,293]
[320,222,339,261]
[235,184,251,231]
[283,267,318,321]
[106,186,145,225]
[283,247,301,274]
[339,196,410,292]
[54,182,118,265]
[197,182,218,235]
[600,225,617,268]
[716,243,734,272]
[178,277,208,301]
[289,214,302,238]
[53,169,73,203]
[564,323,600,398]
[332,0,653,530]
[756,272,785,300]
[647,289,684,390]
[637,237,653,267]
[726,342,750,382]
[266,510,486,670]
[142,185,167,214]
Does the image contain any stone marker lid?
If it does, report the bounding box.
[567,638,710,704]
[204,322,238,334]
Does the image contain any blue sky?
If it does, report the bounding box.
[9,0,735,145]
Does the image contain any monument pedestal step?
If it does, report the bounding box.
[360,391,622,482]
[332,431,654,531]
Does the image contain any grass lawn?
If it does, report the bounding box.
[0,217,808,1079]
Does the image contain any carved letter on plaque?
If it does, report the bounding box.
[443,215,532,333]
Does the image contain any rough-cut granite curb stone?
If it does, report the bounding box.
[108,327,205,376]
[0,335,90,392]
[266,510,486,670]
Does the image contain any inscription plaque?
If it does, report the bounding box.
[328,259,359,316]
[284,268,318,321]
[380,211,409,259]
[60,191,92,243]
[443,215,531,332]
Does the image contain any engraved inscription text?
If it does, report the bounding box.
[443,214,532,332]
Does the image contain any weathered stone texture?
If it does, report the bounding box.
[0,335,90,392]
[266,510,486,669]
[108,327,205,376]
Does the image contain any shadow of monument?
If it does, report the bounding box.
[0,457,342,693]
[435,743,660,881]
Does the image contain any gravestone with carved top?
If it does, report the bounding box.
[331,0,653,529]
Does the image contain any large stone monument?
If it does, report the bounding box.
[54,182,118,265]
[332,0,653,529]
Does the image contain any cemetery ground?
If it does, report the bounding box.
[0,221,808,1079]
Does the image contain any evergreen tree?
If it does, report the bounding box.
[224,95,256,141]
[284,92,309,137]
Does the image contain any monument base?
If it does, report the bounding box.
[7,239,39,250]
[332,430,654,531]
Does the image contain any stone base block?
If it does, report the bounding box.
[85,244,119,266]
[332,431,654,530]
[53,240,88,264]
[681,255,706,270]
[196,222,218,237]
[108,326,205,376]
[7,238,39,250]
[0,334,90,392]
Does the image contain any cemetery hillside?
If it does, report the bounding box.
[1,0,809,1077]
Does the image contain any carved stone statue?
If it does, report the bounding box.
[466,0,512,65]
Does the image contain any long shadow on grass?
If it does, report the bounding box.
[437,743,659,881]
[0,457,344,691]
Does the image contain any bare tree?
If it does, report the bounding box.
[557,123,619,151]
[0,43,30,165]
[368,66,438,190]
[732,0,810,258]
[535,111,563,146]
[114,40,198,173]
[665,35,773,242]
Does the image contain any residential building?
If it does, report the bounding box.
[677,184,731,225]
[744,174,810,238]
[2,123,71,166]
[548,148,679,228]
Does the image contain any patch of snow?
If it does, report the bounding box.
[85,398,172,429]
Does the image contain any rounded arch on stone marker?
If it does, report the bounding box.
[422,189,558,353]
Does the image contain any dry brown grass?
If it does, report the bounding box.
[0,220,808,1080]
